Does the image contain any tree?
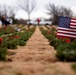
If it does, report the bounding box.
[17,0,36,24]
[0,4,18,24]
[2,4,10,17]
[0,4,16,18]
[0,1,19,24]
[46,4,73,25]
[8,7,16,18]
[0,5,3,19]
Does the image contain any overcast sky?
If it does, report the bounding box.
[0,0,76,19]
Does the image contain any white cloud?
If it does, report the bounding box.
[30,10,50,19]
[15,9,50,19]
[15,10,28,19]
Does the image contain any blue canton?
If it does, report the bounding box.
[58,16,71,28]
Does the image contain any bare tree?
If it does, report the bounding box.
[0,5,3,19]
[17,0,36,24]
[8,6,17,18]
[0,0,19,24]
[46,3,73,25]
[1,4,17,18]
[60,6,73,17]
[1,4,10,17]
[0,4,18,24]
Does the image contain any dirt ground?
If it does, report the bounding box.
[0,26,75,75]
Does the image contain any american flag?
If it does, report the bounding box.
[57,16,76,38]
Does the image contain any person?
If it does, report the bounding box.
[37,18,41,25]
[1,16,6,26]
[1,16,10,27]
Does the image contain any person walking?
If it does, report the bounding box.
[37,18,40,25]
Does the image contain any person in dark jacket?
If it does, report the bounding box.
[1,16,6,26]
[1,16,10,27]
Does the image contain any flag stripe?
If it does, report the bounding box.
[70,26,76,28]
[71,19,76,22]
[58,30,76,35]
[57,32,76,36]
[58,27,76,32]
[57,33,76,38]
[70,23,76,25]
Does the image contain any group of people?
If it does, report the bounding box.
[1,16,11,27]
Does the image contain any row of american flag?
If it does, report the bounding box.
[57,16,76,39]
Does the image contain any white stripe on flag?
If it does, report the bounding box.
[71,19,76,22]
[57,33,76,38]
[70,26,76,28]
[70,23,76,25]
[58,30,76,35]
[58,27,76,31]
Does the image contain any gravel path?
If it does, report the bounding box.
[11,26,57,62]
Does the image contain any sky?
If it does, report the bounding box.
[0,0,76,19]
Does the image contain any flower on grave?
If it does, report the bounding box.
[14,36,20,39]
[47,30,50,34]
[57,36,62,39]
[65,39,71,43]
[0,37,2,43]
[3,25,6,29]
[11,35,20,39]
